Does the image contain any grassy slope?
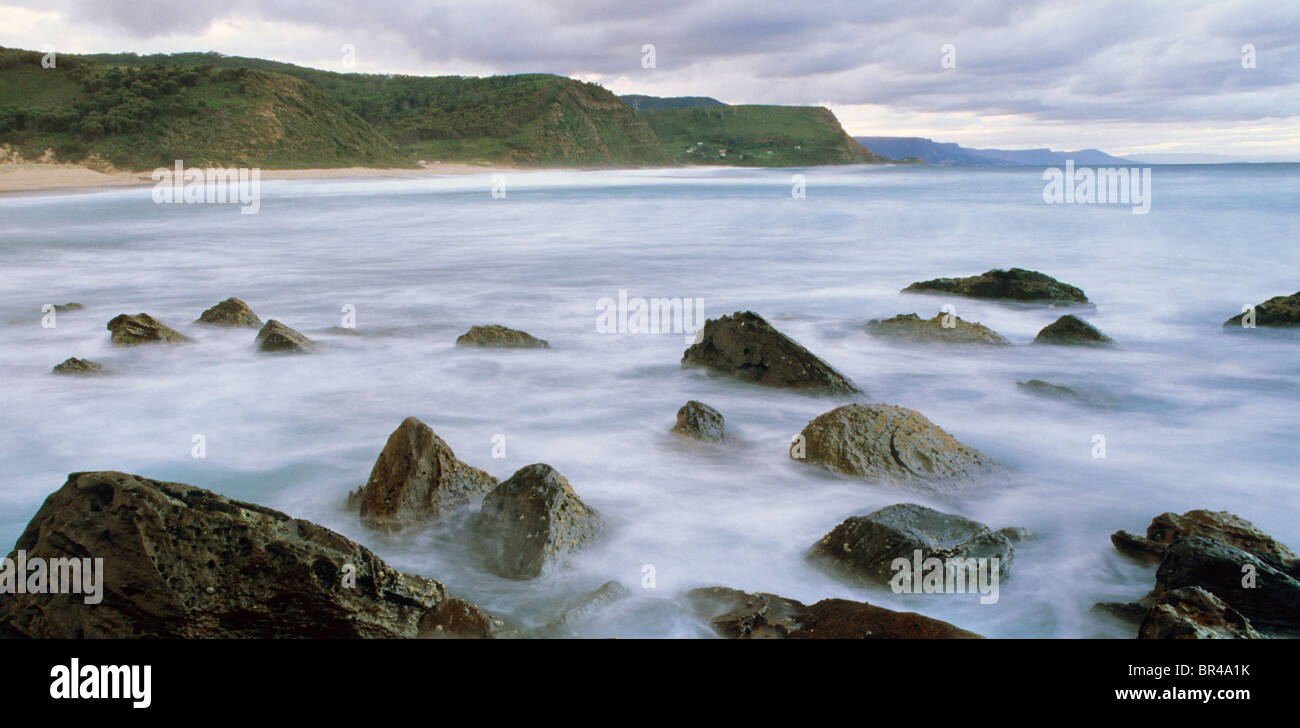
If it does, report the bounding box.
[640,105,885,166]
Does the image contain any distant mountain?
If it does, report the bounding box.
[855,136,1130,166]
[1120,152,1298,164]
[619,94,724,110]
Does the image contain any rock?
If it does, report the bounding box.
[357,417,497,531]
[255,320,313,353]
[1018,379,1078,398]
[792,404,992,483]
[1111,510,1298,576]
[473,464,603,579]
[809,503,1013,586]
[195,297,263,328]
[1224,291,1300,327]
[1033,315,1114,345]
[866,312,1011,346]
[681,311,860,394]
[417,597,499,638]
[52,357,102,375]
[687,587,982,639]
[345,486,364,511]
[544,580,630,632]
[0,471,478,638]
[903,268,1088,305]
[1152,536,1300,637]
[455,325,549,348]
[994,526,1033,543]
[672,400,725,441]
[1138,586,1262,639]
[106,313,191,345]
[1091,600,1150,625]
[53,302,82,312]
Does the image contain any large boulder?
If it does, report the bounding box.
[196,297,263,328]
[903,268,1088,305]
[106,313,191,345]
[0,471,483,638]
[672,400,725,442]
[1152,536,1300,637]
[473,464,603,579]
[52,357,102,375]
[681,311,860,394]
[792,404,992,483]
[256,320,313,353]
[1224,291,1300,327]
[1033,315,1114,345]
[1111,509,1298,577]
[456,325,549,348]
[1138,586,1262,639]
[358,417,498,531]
[687,587,982,639]
[808,503,1014,586]
[866,312,1011,346]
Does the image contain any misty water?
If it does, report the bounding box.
[2,164,1297,638]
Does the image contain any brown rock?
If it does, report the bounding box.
[687,587,982,639]
[682,311,860,394]
[256,320,313,353]
[106,313,191,345]
[52,357,102,375]
[418,597,499,638]
[196,297,263,328]
[1111,509,1298,575]
[672,400,725,441]
[1033,314,1114,346]
[455,325,549,348]
[1138,586,1262,639]
[474,463,603,579]
[866,312,1011,346]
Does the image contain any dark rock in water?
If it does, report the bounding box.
[687,587,982,639]
[792,404,992,483]
[358,417,497,531]
[1153,536,1300,637]
[52,357,102,375]
[681,311,860,394]
[809,503,1014,586]
[1018,379,1078,398]
[1112,510,1298,576]
[1033,315,1114,345]
[456,325,549,348]
[1224,291,1300,327]
[0,471,479,638]
[544,580,630,632]
[345,485,364,511]
[195,297,262,328]
[106,313,191,345]
[53,302,82,312]
[866,312,1011,346]
[672,400,725,441]
[903,268,1088,305]
[994,526,1033,543]
[1092,600,1150,625]
[1139,586,1262,639]
[474,464,603,579]
[256,319,313,353]
[417,597,500,638]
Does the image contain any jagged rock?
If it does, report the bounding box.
[791,404,992,482]
[358,417,497,531]
[866,312,1011,346]
[1224,291,1300,327]
[195,297,262,328]
[1111,510,1298,576]
[473,464,603,579]
[1092,600,1150,625]
[995,526,1033,543]
[455,325,549,348]
[809,503,1013,586]
[417,597,499,639]
[345,486,364,511]
[903,268,1088,305]
[681,311,860,394]
[106,313,191,345]
[544,580,630,632]
[0,471,478,638]
[53,302,82,312]
[672,400,725,441]
[687,587,982,639]
[256,320,313,353]
[1033,315,1114,345]
[1152,536,1300,637]
[1138,586,1262,639]
[52,357,102,375]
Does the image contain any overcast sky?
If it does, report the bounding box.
[2,0,1297,159]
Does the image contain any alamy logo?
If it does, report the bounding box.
[596,289,705,344]
[0,550,103,604]
[50,658,151,709]
[890,549,1000,604]
[152,161,261,214]
[1043,160,1151,215]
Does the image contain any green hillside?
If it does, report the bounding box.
[640,105,884,166]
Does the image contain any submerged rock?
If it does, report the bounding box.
[682,311,860,394]
[903,268,1088,305]
[1152,536,1300,637]
[672,400,725,442]
[1018,379,1078,398]
[1033,315,1114,345]
[544,580,631,633]
[256,319,313,353]
[52,357,102,375]
[791,404,992,483]
[456,325,549,348]
[687,587,982,639]
[106,313,191,345]
[808,503,1014,586]
[53,302,82,312]
[1224,291,1300,327]
[0,471,479,638]
[1111,509,1298,576]
[866,312,1011,346]
[1138,586,1262,640]
[358,417,497,531]
[195,297,263,328]
[473,464,603,579]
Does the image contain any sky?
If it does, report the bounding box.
[2,0,1298,159]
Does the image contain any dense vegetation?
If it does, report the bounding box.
[639,105,885,166]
